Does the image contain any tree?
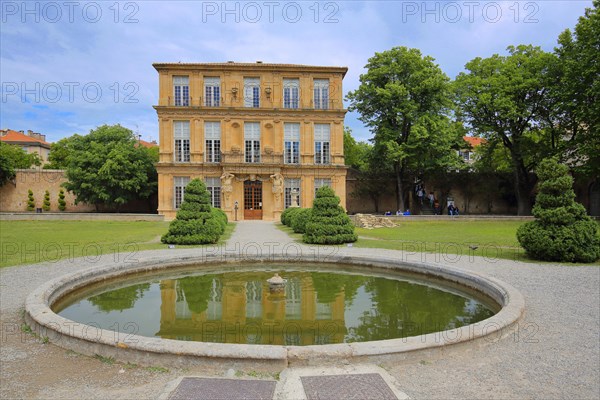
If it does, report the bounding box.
[553,0,600,179]
[61,125,157,211]
[0,142,41,186]
[303,186,357,244]
[454,45,558,215]
[44,136,80,170]
[161,179,223,244]
[517,158,600,262]
[347,47,458,211]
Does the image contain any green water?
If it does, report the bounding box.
[55,264,497,345]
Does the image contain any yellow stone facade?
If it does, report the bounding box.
[153,62,348,221]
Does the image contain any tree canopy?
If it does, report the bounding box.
[454,45,558,215]
[347,46,461,211]
[60,124,157,211]
[0,142,41,186]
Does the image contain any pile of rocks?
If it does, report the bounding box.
[353,214,397,229]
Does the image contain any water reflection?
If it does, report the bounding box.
[57,269,495,346]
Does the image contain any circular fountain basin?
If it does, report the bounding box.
[25,255,524,368]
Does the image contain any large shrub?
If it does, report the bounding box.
[161,179,223,245]
[291,208,312,233]
[517,158,600,263]
[212,208,228,234]
[303,186,358,244]
[281,207,302,226]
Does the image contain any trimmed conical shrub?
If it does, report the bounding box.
[517,158,600,263]
[58,189,66,211]
[303,186,357,244]
[43,190,51,211]
[161,179,223,244]
[26,189,35,211]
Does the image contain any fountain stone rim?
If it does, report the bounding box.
[24,254,525,367]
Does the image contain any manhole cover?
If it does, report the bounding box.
[168,377,276,400]
[300,373,398,400]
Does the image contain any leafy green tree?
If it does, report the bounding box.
[44,136,81,170]
[88,284,151,312]
[58,189,66,211]
[454,45,558,215]
[517,158,600,262]
[61,125,157,211]
[553,0,600,179]
[347,47,458,211]
[161,179,223,244]
[303,186,357,244]
[42,190,51,211]
[0,142,41,186]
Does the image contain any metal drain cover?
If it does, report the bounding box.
[168,377,276,400]
[300,373,399,400]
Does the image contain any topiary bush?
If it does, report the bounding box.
[58,189,66,211]
[26,189,35,211]
[303,186,358,244]
[42,190,51,211]
[212,208,228,234]
[291,208,312,233]
[517,158,600,263]
[281,207,302,226]
[161,179,223,245]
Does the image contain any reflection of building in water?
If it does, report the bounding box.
[156,273,346,345]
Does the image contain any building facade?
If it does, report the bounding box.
[153,62,348,221]
[0,129,51,166]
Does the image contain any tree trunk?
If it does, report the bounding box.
[512,156,533,215]
[395,163,406,212]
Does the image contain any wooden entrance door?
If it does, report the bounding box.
[244,180,263,220]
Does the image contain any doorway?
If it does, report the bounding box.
[244,180,263,220]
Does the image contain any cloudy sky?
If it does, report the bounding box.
[1,0,593,143]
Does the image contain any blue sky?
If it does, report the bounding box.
[0,0,593,143]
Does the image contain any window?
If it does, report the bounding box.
[458,150,471,161]
[314,124,330,164]
[244,77,260,108]
[174,121,190,162]
[174,176,190,209]
[313,79,329,109]
[283,78,299,109]
[205,177,221,208]
[314,178,332,197]
[244,122,261,163]
[245,281,262,319]
[173,76,189,106]
[285,278,302,320]
[284,123,300,164]
[284,178,301,208]
[205,122,221,163]
[204,77,220,107]
[206,279,222,321]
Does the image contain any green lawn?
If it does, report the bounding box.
[0,220,235,268]
[354,220,527,261]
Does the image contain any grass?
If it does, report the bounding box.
[354,219,528,261]
[0,220,236,268]
[279,219,530,261]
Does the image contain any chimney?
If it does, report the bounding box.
[19,130,24,134]
[28,130,33,135]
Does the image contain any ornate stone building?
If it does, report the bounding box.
[153,62,348,221]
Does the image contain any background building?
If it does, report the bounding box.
[153,62,348,221]
[0,129,51,166]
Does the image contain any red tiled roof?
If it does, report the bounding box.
[463,136,486,148]
[138,139,158,148]
[1,130,51,147]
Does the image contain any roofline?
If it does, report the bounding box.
[1,139,51,149]
[152,62,348,78]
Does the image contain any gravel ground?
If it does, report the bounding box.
[1,221,599,399]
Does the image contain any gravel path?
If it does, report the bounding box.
[1,221,599,399]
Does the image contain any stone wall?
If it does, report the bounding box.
[0,169,95,213]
